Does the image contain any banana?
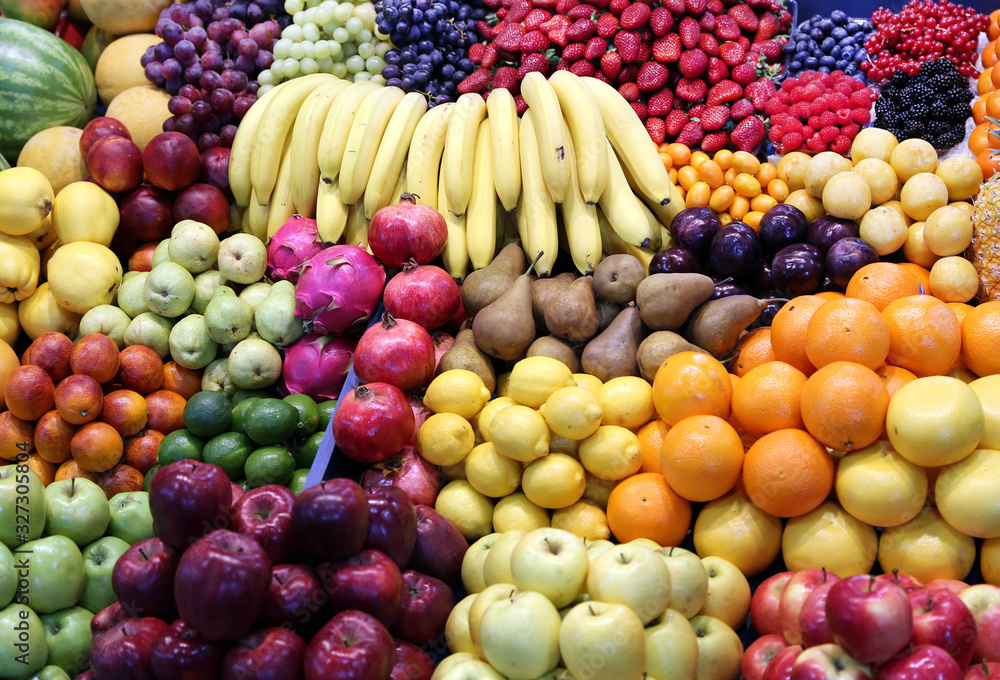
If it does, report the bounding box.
[316,177,349,245]
[635,198,665,250]
[557,117,602,275]
[465,118,497,271]
[339,86,407,204]
[230,83,283,207]
[392,160,408,206]
[289,79,351,217]
[438,135,469,280]
[485,88,521,213]
[442,93,487,216]
[316,80,382,184]
[363,91,428,219]
[266,140,296,238]
[515,111,558,277]
[519,71,570,204]
[625,243,656,271]
[548,70,608,205]
[250,73,337,202]
[598,140,658,249]
[596,206,629,256]
[344,200,372,254]
[406,103,454,208]
[616,147,687,231]
[244,188,270,242]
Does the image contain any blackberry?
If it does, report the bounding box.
[872,57,970,149]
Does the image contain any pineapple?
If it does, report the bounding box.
[971,123,1000,302]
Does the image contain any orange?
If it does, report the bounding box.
[636,419,669,474]
[804,297,891,370]
[881,295,962,376]
[975,93,991,124]
[845,262,923,312]
[800,361,890,452]
[162,361,202,400]
[733,327,775,377]
[947,302,974,324]
[990,12,1000,40]
[987,90,1000,119]
[978,67,994,96]
[815,291,845,300]
[991,64,1000,90]
[70,421,124,472]
[769,295,827,375]
[876,364,918,398]
[978,147,1000,180]
[961,301,1000,377]
[659,414,744,502]
[969,123,999,157]
[651,351,733,426]
[990,41,1000,69]
[898,263,932,294]
[25,453,57,486]
[144,389,187,434]
[731,361,807,437]
[605,472,692,546]
[742,428,835,518]
[54,459,101,484]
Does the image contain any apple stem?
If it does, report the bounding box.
[927,594,933,608]
[138,547,148,560]
[70,477,76,495]
[891,567,900,584]
[868,574,876,592]
[821,567,827,583]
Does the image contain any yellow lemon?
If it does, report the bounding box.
[551,499,611,541]
[440,461,466,482]
[982,537,1000,586]
[496,371,511,397]
[935,448,1000,539]
[476,396,517,442]
[522,453,586,509]
[582,472,619,509]
[549,434,580,458]
[886,376,984,467]
[465,442,522,499]
[492,493,550,533]
[416,412,475,466]
[424,369,492,419]
[489,405,550,463]
[596,376,655,429]
[435,480,494,541]
[461,533,500,594]
[878,505,975,582]
[507,356,575,408]
[539,386,603,440]
[969,375,1000,450]
[572,372,604,394]
[834,440,928,528]
[781,500,878,577]
[578,425,643,481]
[0,167,54,236]
[693,489,783,577]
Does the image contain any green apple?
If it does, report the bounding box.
[0,465,46,549]
[655,546,709,619]
[78,536,130,614]
[587,543,671,625]
[585,539,615,563]
[479,591,562,680]
[107,491,154,544]
[645,608,699,680]
[435,659,505,680]
[444,594,477,656]
[430,653,481,680]
[689,615,743,680]
[0,542,15,609]
[481,530,526,587]
[17,536,85,614]
[461,533,500,596]
[43,479,110,547]
[558,601,646,680]
[467,583,518,659]
[22,665,71,680]
[510,528,589,608]
[0,603,48,677]
[40,606,94,676]
[698,555,752,631]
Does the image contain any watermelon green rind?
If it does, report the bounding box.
[0,18,98,160]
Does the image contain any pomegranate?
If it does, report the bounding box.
[361,446,441,507]
[353,314,436,392]
[431,332,454,372]
[332,382,414,463]
[368,194,448,269]
[382,260,461,330]
[408,395,434,446]
[440,297,469,336]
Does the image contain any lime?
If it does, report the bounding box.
[317,399,338,431]
[245,446,296,488]
[232,389,270,406]
[244,399,299,445]
[284,394,320,437]
[231,397,260,436]
[157,429,205,465]
[144,465,162,492]
[289,468,310,494]
[203,432,255,481]
[295,431,325,469]
[183,391,233,439]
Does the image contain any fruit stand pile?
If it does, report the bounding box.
[7,0,1000,678]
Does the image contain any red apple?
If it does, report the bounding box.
[304,610,395,680]
[149,618,227,680]
[91,602,129,640]
[230,483,245,507]
[80,116,132,158]
[743,634,791,680]
[149,460,232,551]
[927,580,970,597]
[199,147,231,200]
[406,505,468,586]
[90,616,170,680]
[364,486,417,569]
[172,183,230,234]
[909,588,978,668]
[827,575,913,664]
[120,185,175,242]
[753,571,795,637]
[876,644,963,680]
[390,639,434,680]
[292,479,369,563]
[764,645,804,680]
[800,581,838,648]
[88,134,144,192]
[258,563,327,638]
[143,131,201,191]
[390,569,455,647]
[223,626,307,680]
[781,569,842,645]
[111,538,180,620]
[875,571,926,595]
[968,661,1000,680]
[959,585,1000,663]
[323,549,404,628]
[231,484,296,565]
[790,643,872,680]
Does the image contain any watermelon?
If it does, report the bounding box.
[0,18,97,160]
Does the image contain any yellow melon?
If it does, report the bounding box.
[96,33,161,104]
[79,0,171,35]
[17,127,89,195]
[105,85,171,152]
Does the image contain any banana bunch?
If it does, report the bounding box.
[228,70,686,277]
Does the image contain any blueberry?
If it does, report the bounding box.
[818,65,831,73]
[831,9,847,23]
[805,56,819,68]
[808,39,818,50]
[790,60,803,71]
[453,70,466,81]
[832,27,847,40]
[810,27,824,40]
[818,19,832,31]
[820,55,836,67]
[794,50,809,62]
[821,36,835,51]
[835,59,848,69]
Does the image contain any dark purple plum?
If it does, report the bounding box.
[758,204,809,255]
[709,279,752,300]
[748,259,774,295]
[708,221,762,279]
[825,237,879,289]
[648,247,702,275]
[750,296,787,329]
[771,243,824,297]
[807,216,860,255]
[669,207,721,259]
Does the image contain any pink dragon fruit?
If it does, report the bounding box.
[281,334,358,400]
[294,244,386,335]
[266,215,326,284]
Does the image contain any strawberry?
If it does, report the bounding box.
[618,82,641,102]
[594,71,612,83]
[676,121,705,147]
[566,18,597,42]
[652,33,682,62]
[675,78,707,102]
[481,44,499,69]
[620,3,652,28]
[520,30,550,53]
[562,42,586,62]
[458,68,491,94]
[730,98,753,120]
[514,95,529,115]
[678,16,700,49]
[706,57,729,84]
[518,52,551,78]
[645,116,667,144]
[590,0,610,7]
[737,35,750,51]
[699,105,730,131]
[697,33,719,56]
[685,0,708,15]
[744,78,775,110]
[727,4,758,32]
[754,11,779,42]
[635,42,652,61]
[496,8,508,20]
[706,0,723,13]
[688,103,706,118]
[664,109,689,136]
[585,37,607,60]
[700,13,717,33]
[777,7,792,27]
[678,49,708,78]
[493,66,519,91]
[647,89,675,116]
[570,60,596,77]
[714,15,741,40]
[507,0,532,23]
[600,50,623,78]
[649,7,674,35]
[616,63,639,84]
[568,4,597,19]
[701,131,729,153]
[754,39,783,63]
[555,58,570,70]
[556,0,579,13]
[610,0,630,14]
[730,115,765,152]
[730,62,755,85]
[637,61,669,90]
[540,15,571,45]
[524,8,552,30]
[468,43,486,65]
[614,30,643,63]
[718,41,745,66]
[596,12,620,37]
[662,0,685,15]
[493,23,526,52]
[533,0,558,8]
[630,101,649,121]
[706,79,742,105]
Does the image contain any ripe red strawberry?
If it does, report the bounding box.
[700,13,716,33]
[468,43,486,64]
[701,131,729,153]
[524,8,552,30]
[620,3,652,28]
[555,58,570,71]
[520,30,550,53]
[662,0,685,15]
[618,81,641,102]
[635,42,652,62]
[518,52,551,78]
[630,101,649,121]
[584,37,607,60]
[730,62,755,85]
[533,0,557,8]
[706,0,723,13]
[600,50,623,78]
[697,33,719,56]
[699,105,730,131]
[566,18,597,42]
[652,33,682,62]
[685,0,708,15]
[514,94,529,115]
[730,115,765,152]
[664,111,689,138]
[494,23,526,52]
[675,78,707,102]
[676,121,705,147]
[755,12,779,42]
[495,6,506,17]
[678,49,708,78]
[678,16,700,49]
[714,14,740,40]
[610,0,630,14]
[557,0,579,13]
[570,60,596,76]
[593,71,612,83]
[688,103,706,118]
[507,0,532,22]
[568,3,597,19]
[475,19,492,39]
[649,7,674,35]
[706,79,742,105]
[458,68,491,94]
[596,12,620,37]
[737,35,751,51]
[755,39,783,63]
[727,4,758,32]
[540,15,571,45]
[730,98,753,120]
[614,30,643,62]
[647,89,675,116]
[616,63,639,84]
[637,61,669,90]
[481,44,499,68]
[718,41,745,66]
[706,57,729,84]
[777,7,792,27]
[562,42,586,62]
[493,66,519,91]
[744,78,775,110]
[645,116,667,144]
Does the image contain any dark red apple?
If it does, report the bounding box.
[149,618,227,680]
[827,575,913,664]
[90,616,170,680]
[292,478,369,564]
[390,639,434,680]
[231,482,245,507]
[743,634,791,680]
[763,644,803,680]
[364,486,417,569]
[390,569,454,647]
[143,131,201,191]
[120,185,175,242]
[199,147,232,200]
[909,588,978,668]
[258,563,327,637]
[753,571,795,637]
[111,538,180,620]
[88,134,144,192]
[304,610,395,680]
[128,242,160,273]
[968,661,1000,680]
[799,581,838,648]
[231,484,296,565]
[80,116,132,158]
[876,644,963,680]
[780,568,841,646]
[406,505,468,586]
[876,570,926,595]
[323,549,404,628]
[149,460,232,551]
[91,602,129,640]
[172,183,230,234]
[223,626,307,680]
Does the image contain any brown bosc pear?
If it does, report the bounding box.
[636,331,707,381]
[526,335,580,373]
[472,252,543,362]
[581,305,646,382]
[531,271,576,331]
[683,294,767,360]
[635,273,715,331]
[460,243,525,316]
[544,276,600,344]
[437,327,497,392]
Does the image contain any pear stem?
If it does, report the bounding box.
[524,250,544,277]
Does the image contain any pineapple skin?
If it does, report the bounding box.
[972,175,1000,303]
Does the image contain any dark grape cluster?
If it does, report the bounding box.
[874,57,973,149]
[375,0,486,105]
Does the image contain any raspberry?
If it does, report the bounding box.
[790,87,808,103]
[790,101,812,120]
[769,125,784,142]
[764,98,788,116]
[818,111,837,128]
[810,101,827,116]
[849,90,872,108]
[835,108,853,125]
[780,131,804,150]
[799,72,816,84]
[852,107,871,125]
[829,93,850,110]
[807,115,822,130]
[819,125,839,143]
[806,134,827,153]
[781,77,798,91]
[801,125,815,140]
[841,122,861,139]
[831,135,852,154]
[833,81,853,97]
[803,84,824,100]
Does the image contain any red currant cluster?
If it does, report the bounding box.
[860,0,988,80]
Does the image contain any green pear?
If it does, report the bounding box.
[191,270,227,314]
[116,271,148,318]
[255,280,303,347]
[167,314,218,370]
[204,288,253,345]
[202,358,237,398]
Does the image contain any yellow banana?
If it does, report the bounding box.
[558,117,601,275]
[598,140,658,249]
[364,91,428,219]
[485,88,521,213]
[392,161,408,207]
[289,79,351,217]
[316,80,382,184]
[617,148,687,230]
[519,71,570,204]
[596,206,629,256]
[345,200,371,254]
[515,111,558,277]
[339,86,407,204]
[636,199,665,250]
[442,93,487,216]
[438,137,469,280]
[316,177,349,245]
[626,243,656,271]
[243,188,269,242]
[406,103,454,208]
[251,73,337,202]
[230,83,283,207]
[548,70,608,205]
[266,141,296,238]
[465,118,496,271]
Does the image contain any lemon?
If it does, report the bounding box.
[582,472,619,509]
[507,356,575,408]
[834,440,927,528]
[496,371,512,398]
[693,490,783,577]
[878,505,976,582]
[492,493,550,532]
[441,461,467,482]
[489,405,550,463]
[781,500,878,577]
[578,425,643,481]
[572,373,604,394]
[549,434,580,458]
[982,538,1000,586]
[465,442,522,498]
[597,377,655,429]
[482,529,527,586]
[476,396,517,442]
[969,375,1000,450]
[435,480,494,541]
[424,369,492,419]
[935,448,1000,539]
[551,499,611,541]
[521,453,586,509]
[0,167,54,236]
[461,533,501,594]
[417,412,475,466]
[886,376,984,467]
[539,386,603,440]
